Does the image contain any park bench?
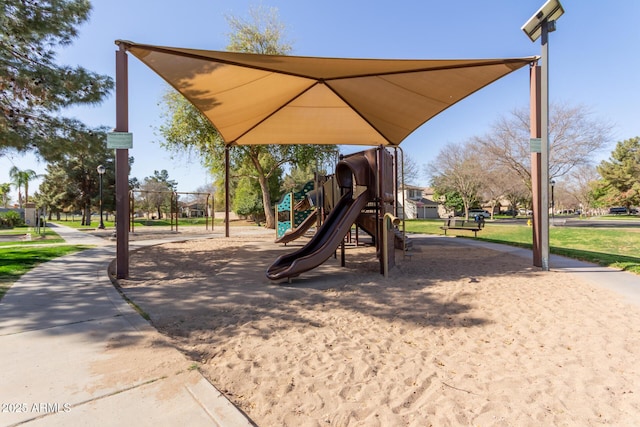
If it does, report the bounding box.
[440,218,484,237]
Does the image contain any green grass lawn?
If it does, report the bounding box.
[0,245,90,301]
[0,227,65,247]
[404,219,640,274]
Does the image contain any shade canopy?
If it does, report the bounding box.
[118,40,536,147]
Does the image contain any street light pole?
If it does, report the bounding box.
[522,0,564,271]
[97,165,106,229]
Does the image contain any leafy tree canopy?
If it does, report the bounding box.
[1,0,113,159]
[38,126,115,224]
[597,136,640,209]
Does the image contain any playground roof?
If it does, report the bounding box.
[118,40,536,147]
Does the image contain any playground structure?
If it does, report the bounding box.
[274,174,341,245]
[113,41,535,279]
[274,180,316,243]
[129,190,214,233]
[266,146,406,282]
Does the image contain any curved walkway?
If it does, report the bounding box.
[2,225,639,426]
[0,223,256,427]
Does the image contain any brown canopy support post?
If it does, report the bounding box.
[530,63,542,268]
[115,43,129,279]
[225,145,230,238]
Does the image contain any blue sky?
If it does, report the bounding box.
[2,0,639,201]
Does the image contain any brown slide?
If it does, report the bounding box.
[266,155,373,282]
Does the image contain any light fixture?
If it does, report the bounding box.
[522,0,565,42]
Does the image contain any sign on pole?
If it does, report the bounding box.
[530,138,541,153]
[107,132,133,149]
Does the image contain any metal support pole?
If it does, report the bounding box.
[175,191,178,232]
[540,21,550,271]
[225,145,230,238]
[115,43,129,279]
[397,146,406,252]
[382,213,400,277]
[522,0,564,269]
[206,193,211,230]
[289,192,294,229]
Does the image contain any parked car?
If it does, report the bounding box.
[469,209,491,218]
[502,209,519,216]
[609,207,628,214]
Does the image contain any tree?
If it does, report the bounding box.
[282,164,316,193]
[433,189,464,216]
[38,164,72,219]
[137,170,177,219]
[473,103,613,191]
[597,136,640,211]
[401,154,421,186]
[470,144,521,218]
[38,127,115,225]
[563,164,600,216]
[0,183,11,207]
[234,155,282,222]
[426,141,484,219]
[479,167,523,218]
[157,6,338,229]
[9,166,38,208]
[225,5,292,55]
[1,0,113,160]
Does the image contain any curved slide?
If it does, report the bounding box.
[266,154,374,282]
[274,210,318,245]
[266,188,371,281]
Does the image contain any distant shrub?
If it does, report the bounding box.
[0,211,23,228]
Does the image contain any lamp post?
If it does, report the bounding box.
[97,165,106,229]
[551,179,556,225]
[522,0,564,271]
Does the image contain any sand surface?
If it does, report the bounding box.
[117,232,640,426]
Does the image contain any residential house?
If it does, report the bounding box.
[180,201,207,218]
[396,185,446,219]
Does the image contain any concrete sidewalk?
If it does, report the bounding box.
[0,223,255,427]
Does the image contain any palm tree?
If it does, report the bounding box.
[0,183,11,208]
[9,166,38,208]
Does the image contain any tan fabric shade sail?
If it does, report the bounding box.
[118,40,536,147]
